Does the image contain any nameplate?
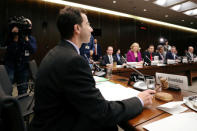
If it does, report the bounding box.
[156,72,188,89]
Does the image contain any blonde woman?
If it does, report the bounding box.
[127,42,142,62]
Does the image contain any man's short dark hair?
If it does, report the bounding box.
[57,7,86,39]
[149,44,154,48]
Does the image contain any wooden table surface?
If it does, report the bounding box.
[112,62,197,85]
[109,75,197,131]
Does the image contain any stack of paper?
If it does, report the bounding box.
[96,81,139,101]
[143,112,197,131]
[157,101,188,114]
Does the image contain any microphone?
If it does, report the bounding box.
[121,56,127,63]
[145,55,151,63]
[185,53,192,62]
[93,62,103,72]
[128,66,148,90]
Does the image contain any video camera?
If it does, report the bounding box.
[8,16,32,36]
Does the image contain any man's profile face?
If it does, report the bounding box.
[107,47,113,55]
[79,13,93,43]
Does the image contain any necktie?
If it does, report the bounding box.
[160,53,164,60]
[94,44,97,55]
[109,56,113,64]
[173,54,175,60]
[150,53,152,61]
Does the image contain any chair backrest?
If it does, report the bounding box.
[0,65,13,96]
[0,96,26,131]
[29,60,38,82]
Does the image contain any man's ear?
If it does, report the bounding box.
[74,24,80,35]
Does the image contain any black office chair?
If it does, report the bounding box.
[0,65,34,118]
[0,96,26,131]
[28,59,38,93]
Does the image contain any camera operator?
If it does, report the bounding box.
[4,17,37,95]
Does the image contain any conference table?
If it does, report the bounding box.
[112,62,197,86]
[109,75,197,131]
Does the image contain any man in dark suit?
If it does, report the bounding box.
[93,38,102,61]
[186,46,196,61]
[166,46,178,60]
[156,45,166,62]
[143,45,158,65]
[100,46,123,66]
[30,7,155,131]
[113,49,125,65]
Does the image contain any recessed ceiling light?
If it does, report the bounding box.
[190,22,194,24]
[171,1,197,12]
[113,1,116,4]
[154,0,167,7]
[143,9,147,12]
[184,9,197,16]
[171,4,181,11]
[181,20,185,22]
[165,14,168,17]
[144,0,149,1]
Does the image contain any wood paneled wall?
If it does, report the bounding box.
[0,0,196,64]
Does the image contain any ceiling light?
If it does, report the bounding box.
[184,10,193,16]
[165,14,168,17]
[159,37,165,43]
[144,0,150,1]
[171,4,181,11]
[184,8,197,16]
[143,9,147,12]
[154,0,167,7]
[42,0,197,33]
[113,1,116,4]
[171,1,197,12]
[190,22,194,24]
[181,20,185,22]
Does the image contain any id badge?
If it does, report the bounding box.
[25,50,30,56]
[85,45,90,49]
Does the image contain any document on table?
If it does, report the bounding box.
[157,101,188,114]
[93,76,109,82]
[143,112,197,131]
[96,81,140,101]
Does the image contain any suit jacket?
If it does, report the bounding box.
[143,51,158,64]
[186,52,196,61]
[100,54,122,66]
[113,54,125,65]
[166,52,178,60]
[126,51,142,62]
[30,40,143,131]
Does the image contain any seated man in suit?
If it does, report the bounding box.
[100,46,122,66]
[166,46,178,60]
[93,38,102,61]
[30,7,155,131]
[157,45,166,62]
[186,46,196,61]
[143,45,158,65]
[113,49,125,65]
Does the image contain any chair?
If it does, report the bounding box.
[0,65,34,118]
[28,60,38,93]
[29,59,38,83]
[0,83,26,131]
